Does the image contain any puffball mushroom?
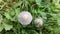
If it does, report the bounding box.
[34,18,43,27]
[18,11,32,26]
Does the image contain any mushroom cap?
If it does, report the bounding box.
[18,11,32,26]
[34,18,43,27]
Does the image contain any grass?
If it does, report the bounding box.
[0,0,60,34]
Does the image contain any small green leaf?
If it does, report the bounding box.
[0,0,2,2]
[38,10,47,19]
[36,0,41,6]
[15,8,20,16]
[4,24,13,30]
[12,1,22,8]
[57,19,60,25]
[0,14,3,23]
[5,13,12,19]
[0,25,3,32]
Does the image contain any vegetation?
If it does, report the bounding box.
[0,0,60,34]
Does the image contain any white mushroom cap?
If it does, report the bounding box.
[34,18,43,27]
[18,11,32,26]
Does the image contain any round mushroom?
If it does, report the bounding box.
[18,11,32,26]
[34,18,43,27]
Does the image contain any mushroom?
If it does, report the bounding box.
[18,11,32,26]
[34,18,43,27]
